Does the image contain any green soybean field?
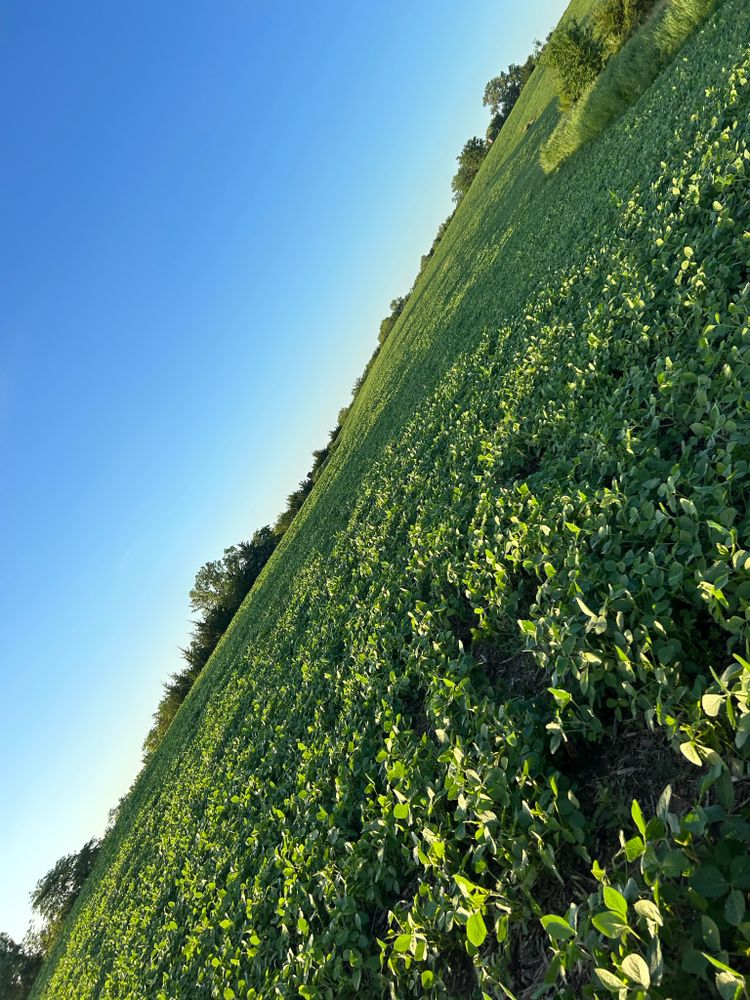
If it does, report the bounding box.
[33,0,750,997]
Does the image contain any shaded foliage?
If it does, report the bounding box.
[30,840,100,930]
[28,840,101,958]
[543,18,605,110]
[0,935,42,1000]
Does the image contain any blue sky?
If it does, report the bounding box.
[0,0,566,941]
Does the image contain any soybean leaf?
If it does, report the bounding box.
[624,835,644,862]
[715,971,743,1000]
[679,741,703,766]
[701,693,724,717]
[621,953,650,988]
[603,886,628,920]
[724,889,745,928]
[595,968,628,992]
[701,915,721,952]
[631,799,646,837]
[466,912,487,948]
[691,865,729,900]
[634,899,663,926]
[592,910,629,939]
[540,914,575,941]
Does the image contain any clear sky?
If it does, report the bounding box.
[0,0,566,942]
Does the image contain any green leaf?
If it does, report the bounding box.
[679,741,703,766]
[624,835,644,862]
[223,990,236,1000]
[592,859,606,883]
[701,915,721,951]
[704,953,745,975]
[603,886,628,920]
[656,784,672,821]
[634,899,663,926]
[715,971,743,1000]
[454,873,484,899]
[548,687,572,708]
[595,968,628,992]
[575,597,595,618]
[592,910,629,939]
[621,953,650,988]
[393,803,409,820]
[540,914,575,941]
[466,912,487,948]
[421,970,434,989]
[682,948,707,974]
[702,693,724,717]
[724,889,745,928]
[662,848,687,877]
[691,865,729,900]
[631,799,646,837]
[394,934,412,953]
[730,855,750,890]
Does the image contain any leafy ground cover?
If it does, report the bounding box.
[32,0,750,996]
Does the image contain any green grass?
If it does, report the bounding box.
[31,0,750,997]
[541,0,721,172]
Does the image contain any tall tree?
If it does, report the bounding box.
[0,934,42,1000]
[451,137,488,204]
[483,45,541,141]
[143,526,280,759]
[30,840,101,933]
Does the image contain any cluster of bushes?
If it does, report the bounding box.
[0,936,41,1000]
[543,17,608,110]
[541,0,718,171]
[593,0,657,52]
[543,0,657,110]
